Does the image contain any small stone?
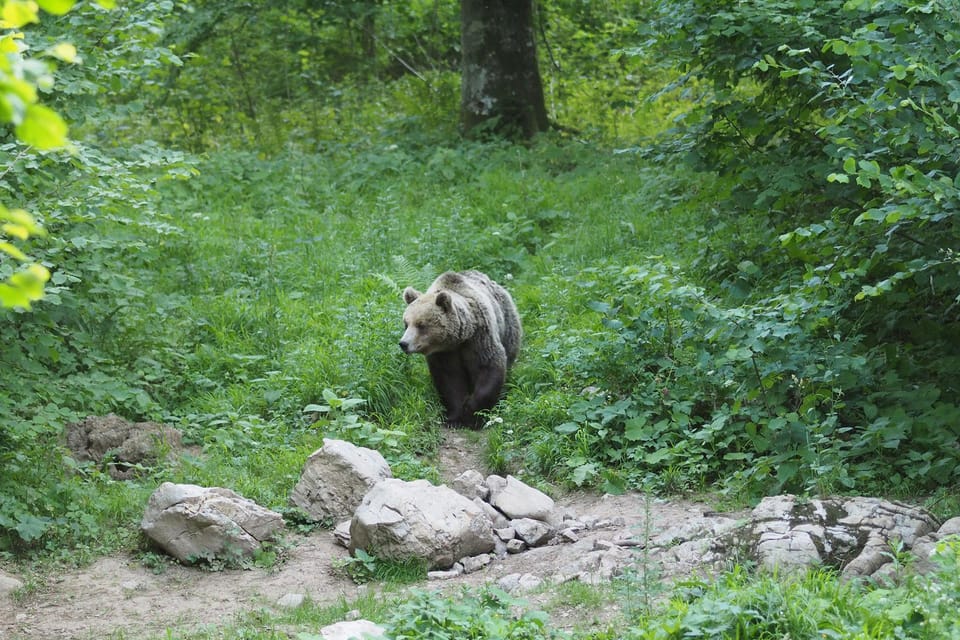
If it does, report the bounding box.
[593,539,615,551]
[506,539,526,554]
[512,518,553,547]
[494,527,516,542]
[344,609,361,621]
[461,553,493,574]
[120,580,142,592]
[517,573,543,591]
[558,528,579,543]
[319,620,386,640]
[451,470,489,500]
[486,475,555,521]
[428,568,462,580]
[277,593,306,609]
[333,520,352,548]
[497,572,542,593]
[498,573,522,591]
[0,573,23,597]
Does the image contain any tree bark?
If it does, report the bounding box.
[460,0,548,139]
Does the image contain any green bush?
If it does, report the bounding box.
[385,588,568,640]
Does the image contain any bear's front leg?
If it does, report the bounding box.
[426,352,471,426]
[461,363,505,429]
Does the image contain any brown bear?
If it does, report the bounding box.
[399,270,521,428]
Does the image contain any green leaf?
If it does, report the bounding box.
[645,448,672,464]
[554,422,580,435]
[14,514,49,542]
[623,416,648,441]
[15,104,68,149]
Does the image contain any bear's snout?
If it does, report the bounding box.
[399,340,411,353]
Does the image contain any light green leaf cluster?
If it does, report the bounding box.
[0,0,107,309]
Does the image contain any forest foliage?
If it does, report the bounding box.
[0,0,958,568]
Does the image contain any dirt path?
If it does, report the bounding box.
[0,431,722,640]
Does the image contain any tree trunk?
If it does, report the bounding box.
[460,0,548,139]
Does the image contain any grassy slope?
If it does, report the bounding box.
[126,140,714,504]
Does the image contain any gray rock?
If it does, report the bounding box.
[486,475,555,521]
[333,519,352,548]
[557,528,579,543]
[451,470,489,500]
[276,593,306,609]
[428,565,464,580]
[904,516,960,575]
[556,546,631,585]
[140,482,284,564]
[319,620,386,640]
[473,496,511,529]
[506,539,526,554]
[0,572,23,598]
[744,495,939,578]
[350,479,495,570]
[494,527,516,542]
[511,517,553,547]
[460,553,493,574]
[498,572,542,593]
[291,439,392,523]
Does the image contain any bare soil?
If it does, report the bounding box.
[0,430,724,640]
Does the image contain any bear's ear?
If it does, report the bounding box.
[403,287,422,305]
[435,291,453,312]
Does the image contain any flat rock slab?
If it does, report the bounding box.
[742,495,940,577]
[141,482,284,564]
[486,475,555,521]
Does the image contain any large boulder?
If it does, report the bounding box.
[290,438,392,522]
[141,482,284,564]
[66,414,182,480]
[350,479,495,569]
[743,495,940,577]
[486,474,555,521]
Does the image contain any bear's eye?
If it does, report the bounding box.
[415,322,426,331]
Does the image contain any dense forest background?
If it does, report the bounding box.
[1,0,959,570]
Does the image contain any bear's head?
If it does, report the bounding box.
[399,286,464,356]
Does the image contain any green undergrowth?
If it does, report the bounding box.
[1,136,707,559]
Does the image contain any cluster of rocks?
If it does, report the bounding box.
[55,414,960,589]
[293,439,588,574]
[132,434,960,590]
[733,494,956,580]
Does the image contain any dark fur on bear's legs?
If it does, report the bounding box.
[426,351,471,427]
[427,350,505,428]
